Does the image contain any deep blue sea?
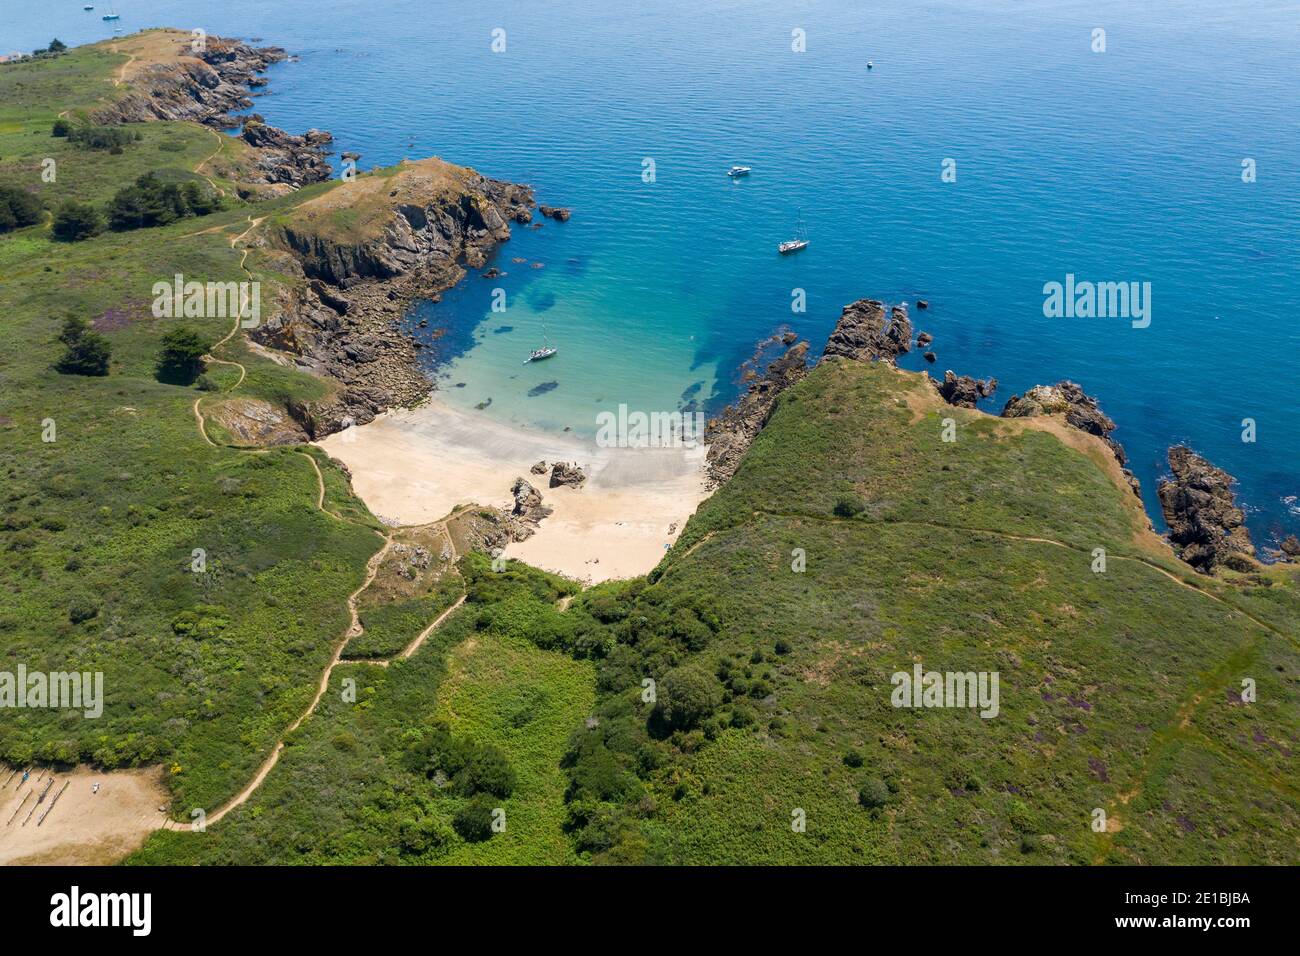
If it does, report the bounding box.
[10,0,1300,544]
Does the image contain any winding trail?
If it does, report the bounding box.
[169,210,470,832]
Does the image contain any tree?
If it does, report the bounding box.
[55,316,111,376]
[0,185,44,233]
[48,39,67,53]
[155,326,212,384]
[51,201,103,242]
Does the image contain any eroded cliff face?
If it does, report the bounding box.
[276,176,533,286]
[254,161,536,436]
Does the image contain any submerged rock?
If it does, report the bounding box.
[1158,446,1256,574]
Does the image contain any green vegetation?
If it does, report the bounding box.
[51,200,103,241]
[108,172,222,231]
[0,184,43,233]
[154,326,211,384]
[54,315,111,376]
[7,32,1298,869]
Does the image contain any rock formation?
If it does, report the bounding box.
[1001,381,1141,496]
[92,35,332,187]
[256,159,537,435]
[934,370,997,408]
[539,205,571,221]
[705,340,810,486]
[823,300,912,365]
[1157,446,1256,574]
[549,462,587,488]
[504,476,553,540]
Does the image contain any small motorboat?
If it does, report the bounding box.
[867,61,874,70]
[727,165,752,178]
[84,5,95,10]
[102,13,120,21]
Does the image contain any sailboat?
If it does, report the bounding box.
[778,211,809,254]
[524,324,557,364]
[102,4,120,20]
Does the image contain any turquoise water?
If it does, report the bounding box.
[13,0,1300,543]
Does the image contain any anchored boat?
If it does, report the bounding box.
[778,211,809,254]
[727,165,752,178]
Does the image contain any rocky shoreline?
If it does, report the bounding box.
[94,35,333,191]
[258,164,537,436]
[99,31,553,438]
[705,297,1262,576]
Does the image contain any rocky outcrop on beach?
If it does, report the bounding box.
[549,462,587,488]
[503,477,553,541]
[539,205,571,221]
[1001,381,1141,495]
[823,299,913,365]
[934,370,997,408]
[1157,446,1256,574]
[91,33,332,188]
[705,339,810,486]
[255,158,538,435]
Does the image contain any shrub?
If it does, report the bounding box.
[843,749,865,768]
[51,201,103,242]
[833,493,865,518]
[68,597,99,624]
[51,118,71,137]
[859,775,891,810]
[453,743,516,798]
[653,664,722,732]
[452,795,497,843]
[398,816,451,856]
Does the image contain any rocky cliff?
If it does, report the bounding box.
[91,32,331,188]
[256,159,536,435]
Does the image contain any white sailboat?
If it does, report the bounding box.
[524,324,557,364]
[778,211,809,254]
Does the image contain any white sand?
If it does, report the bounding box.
[318,398,712,583]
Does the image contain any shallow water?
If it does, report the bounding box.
[14,0,1300,542]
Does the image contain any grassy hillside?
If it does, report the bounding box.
[128,359,1300,866]
[552,360,1300,863]
[0,38,379,816]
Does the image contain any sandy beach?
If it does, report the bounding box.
[318,398,712,583]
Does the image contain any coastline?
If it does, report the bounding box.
[318,397,710,583]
